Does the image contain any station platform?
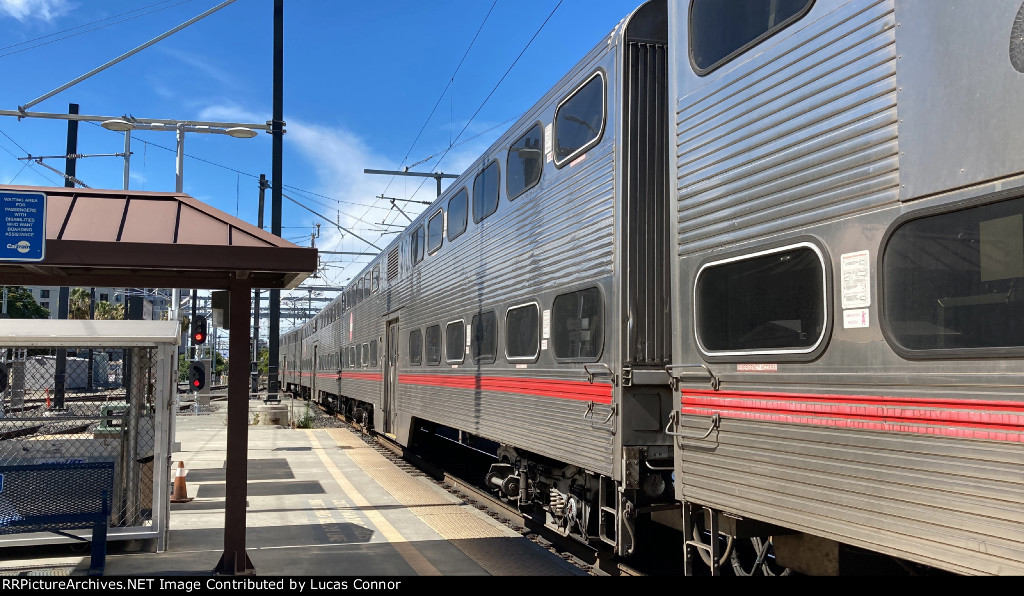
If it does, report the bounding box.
[0,398,588,578]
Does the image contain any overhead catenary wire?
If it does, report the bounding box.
[0,0,199,59]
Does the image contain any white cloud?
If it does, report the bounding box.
[0,0,73,22]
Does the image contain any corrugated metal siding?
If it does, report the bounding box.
[624,40,671,366]
[677,414,1024,575]
[398,145,618,475]
[674,0,900,256]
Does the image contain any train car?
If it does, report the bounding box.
[282,0,674,558]
[666,0,1024,575]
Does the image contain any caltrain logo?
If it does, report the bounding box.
[6,241,31,253]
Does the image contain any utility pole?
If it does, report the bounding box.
[267,0,284,401]
[53,102,79,412]
[252,174,267,394]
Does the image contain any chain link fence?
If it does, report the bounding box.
[1,346,159,532]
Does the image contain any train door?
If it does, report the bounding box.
[382,319,398,436]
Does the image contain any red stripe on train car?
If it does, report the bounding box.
[399,374,613,404]
[679,389,1024,443]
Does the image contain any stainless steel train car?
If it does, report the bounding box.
[666,0,1024,576]
[282,0,674,559]
[283,0,1024,575]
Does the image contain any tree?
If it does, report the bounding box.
[1,286,49,319]
[257,346,270,376]
[95,301,125,320]
[68,287,91,319]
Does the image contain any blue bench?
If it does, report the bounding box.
[0,461,115,576]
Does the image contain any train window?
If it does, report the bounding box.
[427,208,444,254]
[883,198,1024,354]
[689,0,814,75]
[554,73,605,166]
[446,320,466,363]
[371,265,380,293]
[369,338,378,365]
[448,188,468,240]
[471,311,496,364]
[552,287,604,361]
[425,325,442,365]
[507,123,543,200]
[363,272,371,300]
[356,279,364,305]
[409,329,423,365]
[695,243,827,355]
[349,346,357,367]
[473,160,500,224]
[362,343,369,367]
[411,224,426,265]
[505,302,540,361]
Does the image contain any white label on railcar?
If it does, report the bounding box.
[737,363,777,372]
[466,324,472,349]
[844,308,870,329]
[840,250,871,309]
[542,309,551,339]
[545,124,553,163]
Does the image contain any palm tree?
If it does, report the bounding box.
[95,301,125,320]
[68,287,91,319]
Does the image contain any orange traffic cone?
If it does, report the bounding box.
[170,461,194,503]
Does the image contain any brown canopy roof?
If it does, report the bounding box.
[0,185,317,290]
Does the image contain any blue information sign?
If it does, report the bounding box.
[0,191,46,262]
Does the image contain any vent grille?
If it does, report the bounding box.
[387,247,400,280]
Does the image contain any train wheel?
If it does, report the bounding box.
[729,537,791,576]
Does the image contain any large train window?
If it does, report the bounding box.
[554,72,605,167]
[448,188,468,240]
[371,265,380,293]
[409,329,423,365]
[446,320,466,363]
[427,208,444,254]
[471,311,496,365]
[411,224,425,265]
[506,302,540,361]
[425,325,441,365]
[369,338,378,365]
[473,160,500,224]
[362,343,369,367]
[552,287,604,361]
[882,198,1024,355]
[507,123,543,200]
[695,243,828,356]
[689,0,814,75]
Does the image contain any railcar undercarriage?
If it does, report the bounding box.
[485,443,677,558]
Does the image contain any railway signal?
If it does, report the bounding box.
[188,361,206,391]
[191,315,207,345]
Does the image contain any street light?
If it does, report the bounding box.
[100,117,259,335]
[100,118,258,193]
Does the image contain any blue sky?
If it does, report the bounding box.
[0,0,641,332]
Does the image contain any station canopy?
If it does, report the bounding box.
[0,185,317,290]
